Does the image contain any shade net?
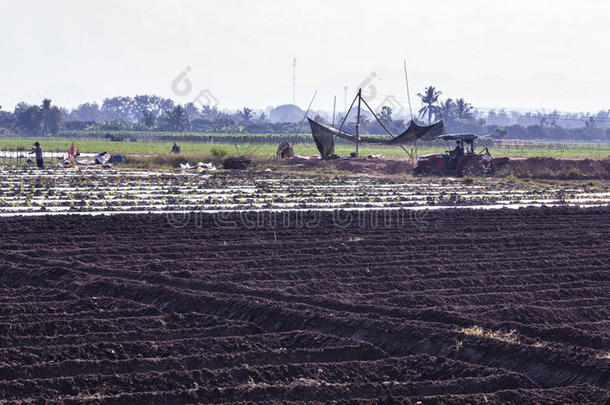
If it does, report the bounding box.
[308,118,445,157]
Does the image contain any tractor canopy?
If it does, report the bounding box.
[436,133,478,142]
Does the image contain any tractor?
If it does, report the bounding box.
[413,134,508,177]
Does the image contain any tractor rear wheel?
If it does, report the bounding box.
[413,166,425,175]
[459,157,485,177]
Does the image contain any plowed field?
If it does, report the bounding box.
[0,207,609,403]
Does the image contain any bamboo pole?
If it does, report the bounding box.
[355,89,361,157]
[332,96,336,127]
[295,91,317,136]
[403,59,414,121]
[404,59,417,163]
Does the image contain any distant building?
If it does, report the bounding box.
[268,104,304,123]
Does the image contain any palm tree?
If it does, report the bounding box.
[379,106,393,125]
[439,98,455,120]
[454,98,474,120]
[238,107,254,124]
[417,86,442,123]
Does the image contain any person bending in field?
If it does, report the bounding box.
[171,143,181,154]
[30,142,44,168]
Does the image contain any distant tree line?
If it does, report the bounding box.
[1,90,609,141]
[0,99,64,136]
[411,86,610,141]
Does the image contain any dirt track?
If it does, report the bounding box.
[0,207,609,403]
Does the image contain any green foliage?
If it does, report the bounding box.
[495,127,508,138]
[379,106,393,125]
[209,145,229,158]
[160,106,190,132]
[141,110,156,128]
[417,86,442,123]
[237,107,254,124]
[453,98,474,120]
[13,99,62,136]
[2,90,610,143]
[0,136,608,159]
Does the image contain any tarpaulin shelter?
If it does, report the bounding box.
[308,89,444,158]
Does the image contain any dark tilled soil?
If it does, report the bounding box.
[0,207,609,404]
[285,155,610,179]
[498,157,610,179]
[285,156,415,175]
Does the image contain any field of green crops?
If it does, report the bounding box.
[1,136,610,159]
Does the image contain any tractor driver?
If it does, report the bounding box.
[450,140,464,168]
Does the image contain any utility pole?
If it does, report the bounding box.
[332,96,336,127]
[292,58,296,105]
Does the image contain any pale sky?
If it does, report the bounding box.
[1,0,609,114]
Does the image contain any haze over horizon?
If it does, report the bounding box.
[2,0,609,114]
